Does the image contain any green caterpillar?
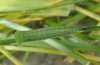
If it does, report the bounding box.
[15,26,83,43]
[15,26,100,43]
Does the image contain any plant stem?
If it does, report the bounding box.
[0,39,15,45]
[75,6,100,22]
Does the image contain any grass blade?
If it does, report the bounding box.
[43,39,89,65]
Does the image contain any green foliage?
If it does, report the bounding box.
[0,0,100,65]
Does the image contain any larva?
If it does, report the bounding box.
[15,26,83,43]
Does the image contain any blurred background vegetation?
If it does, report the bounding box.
[0,0,100,65]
